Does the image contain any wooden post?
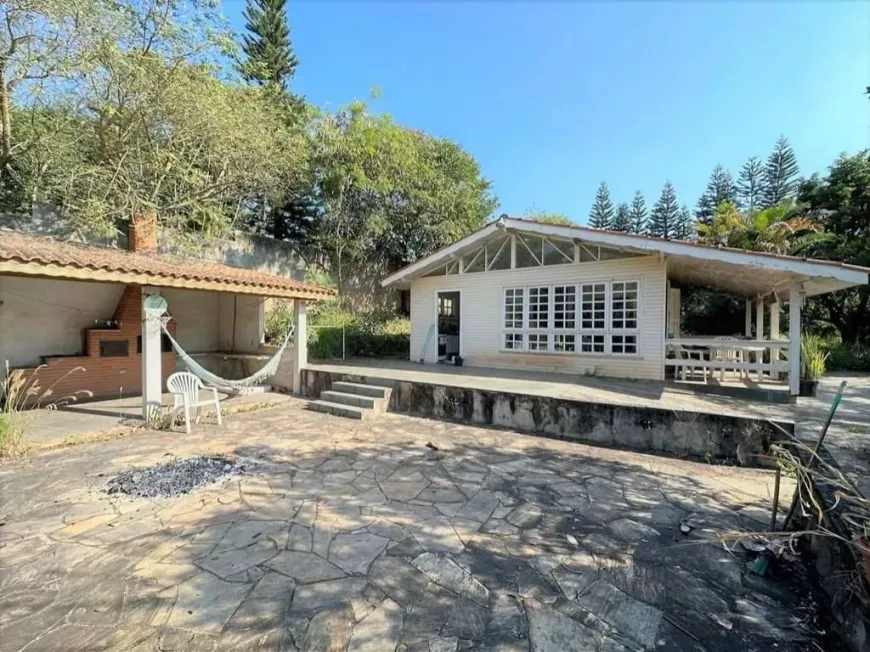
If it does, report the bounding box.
[789,283,801,396]
[510,234,517,269]
[756,297,766,381]
[141,287,163,419]
[292,300,308,395]
[745,298,752,337]
[770,302,781,380]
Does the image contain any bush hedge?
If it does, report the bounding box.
[309,326,409,360]
[824,341,870,372]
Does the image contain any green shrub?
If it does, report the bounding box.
[308,326,409,360]
[264,301,294,344]
[824,341,870,372]
[800,334,828,380]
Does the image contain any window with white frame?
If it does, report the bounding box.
[502,280,640,356]
[553,333,576,352]
[609,281,639,354]
[527,333,549,351]
[503,288,524,350]
[527,287,549,329]
[504,288,524,328]
[611,281,639,330]
[504,332,524,350]
[553,285,576,329]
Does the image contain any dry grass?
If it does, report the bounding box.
[1,362,90,458]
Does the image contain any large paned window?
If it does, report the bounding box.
[502,280,640,355]
[527,287,549,329]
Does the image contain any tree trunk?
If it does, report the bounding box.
[0,64,12,168]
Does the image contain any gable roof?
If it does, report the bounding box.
[381,217,870,298]
[0,231,335,300]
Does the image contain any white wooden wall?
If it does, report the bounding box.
[409,256,667,380]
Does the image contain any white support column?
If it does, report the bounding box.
[573,242,580,264]
[292,299,308,395]
[510,235,517,269]
[789,283,802,396]
[745,299,753,337]
[756,297,765,340]
[141,287,163,420]
[458,257,464,274]
[755,296,766,381]
[770,302,781,380]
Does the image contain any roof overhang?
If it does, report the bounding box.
[0,232,336,300]
[381,218,869,299]
[0,259,330,300]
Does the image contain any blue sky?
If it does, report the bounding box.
[223,1,869,225]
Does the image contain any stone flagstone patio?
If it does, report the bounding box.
[0,399,822,651]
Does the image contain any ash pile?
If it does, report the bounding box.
[106,455,245,498]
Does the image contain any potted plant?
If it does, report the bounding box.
[799,334,827,397]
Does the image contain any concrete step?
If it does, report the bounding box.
[321,390,383,412]
[307,399,372,420]
[332,381,389,399]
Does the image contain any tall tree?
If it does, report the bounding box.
[0,0,106,184]
[524,209,572,225]
[629,190,647,234]
[647,181,680,239]
[799,151,870,344]
[673,204,694,240]
[239,0,298,92]
[737,156,765,213]
[588,181,614,229]
[695,164,737,225]
[762,136,799,207]
[697,201,828,255]
[611,202,631,231]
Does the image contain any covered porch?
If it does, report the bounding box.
[0,224,334,420]
[662,242,867,397]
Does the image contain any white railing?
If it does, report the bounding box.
[664,337,790,382]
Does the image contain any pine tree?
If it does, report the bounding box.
[611,202,631,231]
[647,181,680,239]
[695,164,737,225]
[588,181,614,229]
[240,0,298,91]
[737,156,765,213]
[762,136,800,207]
[673,204,694,241]
[629,190,647,234]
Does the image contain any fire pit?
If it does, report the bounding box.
[106,455,244,499]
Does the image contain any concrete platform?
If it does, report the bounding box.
[302,360,795,464]
[306,359,794,421]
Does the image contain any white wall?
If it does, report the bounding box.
[218,294,266,353]
[162,289,221,352]
[0,277,123,368]
[409,256,667,381]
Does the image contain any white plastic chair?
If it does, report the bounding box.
[167,372,223,434]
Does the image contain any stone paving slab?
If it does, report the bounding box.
[0,398,821,651]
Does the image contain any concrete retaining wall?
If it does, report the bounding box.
[300,368,788,463]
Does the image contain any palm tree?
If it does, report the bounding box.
[697,200,832,256]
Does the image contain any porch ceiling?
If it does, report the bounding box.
[666,254,858,299]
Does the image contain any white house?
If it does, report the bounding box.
[381,217,870,396]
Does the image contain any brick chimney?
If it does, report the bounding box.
[128,210,158,253]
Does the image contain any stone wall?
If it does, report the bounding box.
[300,368,787,464]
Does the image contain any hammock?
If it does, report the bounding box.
[160,323,295,390]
